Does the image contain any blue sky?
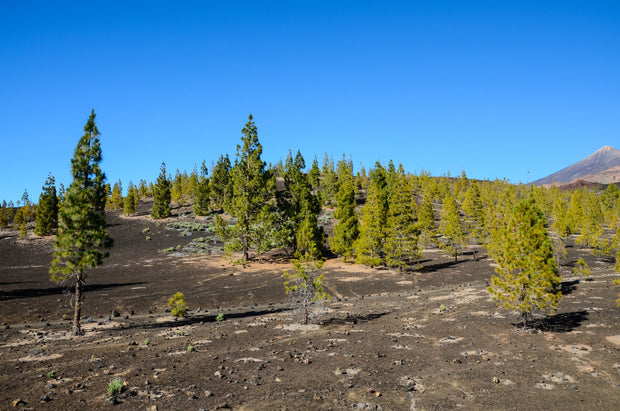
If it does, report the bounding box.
[1,1,619,202]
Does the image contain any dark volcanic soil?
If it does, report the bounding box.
[0,206,619,410]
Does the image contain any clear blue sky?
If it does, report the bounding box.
[1,1,619,202]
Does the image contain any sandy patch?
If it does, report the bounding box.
[438,336,464,344]
[276,324,320,332]
[605,335,620,346]
[337,276,364,282]
[17,353,63,362]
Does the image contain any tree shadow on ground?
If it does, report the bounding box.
[561,279,579,296]
[0,282,147,301]
[321,311,391,325]
[124,307,292,330]
[522,311,589,333]
[417,259,467,273]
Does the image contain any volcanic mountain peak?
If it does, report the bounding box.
[534,145,620,186]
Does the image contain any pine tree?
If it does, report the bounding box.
[187,166,198,199]
[283,245,329,325]
[275,150,323,255]
[57,183,65,205]
[210,154,232,211]
[0,200,8,228]
[289,152,324,258]
[329,170,358,261]
[193,161,211,216]
[370,162,390,231]
[384,166,422,271]
[487,198,561,327]
[137,179,150,198]
[34,174,59,236]
[123,181,139,216]
[107,180,124,211]
[439,192,466,262]
[575,190,608,254]
[170,169,190,206]
[321,154,338,205]
[50,110,113,335]
[151,162,172,219]
[417,192,436,248]
[14,207,27,239]
[18,190,35,222]
[308,156,321,193]
[218,114,274,264]
[355,179,384,267]
[462,181,485,259]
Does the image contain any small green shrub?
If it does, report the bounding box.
[144,338,151,345]
[215,313,225,322]
[142,227,151,233]
[187,345,195,352]
[178,330,185,336]
[572,258,592,277]
[107,379,124,398]
[145,236,151,241]
[168,221,210,232]
[160,247,175,253]
[168,292,188,317]
[46,370,57,379]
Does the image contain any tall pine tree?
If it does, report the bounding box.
[151,162,172,219]
[193,161,211,216]
[34,174,59,236]
[487,198,561,327]
[384,166,422,271]
[218,114,274,264]
[438,192,466,262]
[355,178,384,267]
[329,159,358,260]
[50,110,113,335]
[123,181,139,216]
[210,154,232,211]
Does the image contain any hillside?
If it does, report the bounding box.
[0,206,619,410]
[534,146,620,186]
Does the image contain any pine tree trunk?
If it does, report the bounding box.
[73,270,84,335]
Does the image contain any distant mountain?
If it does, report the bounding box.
[534,146,620,186]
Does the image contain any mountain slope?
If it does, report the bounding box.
[534,146,620,185]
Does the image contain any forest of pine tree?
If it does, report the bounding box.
[2,113,620,319]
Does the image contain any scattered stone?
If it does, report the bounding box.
[46,383,57,389]
[204,390,213,397]
[535,383,555,390]
[493,377,500,384]
[39,395,51,403]
[11,399,27,407]
[542,372,576,384]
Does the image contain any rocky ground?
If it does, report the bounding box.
[0,205,618,410]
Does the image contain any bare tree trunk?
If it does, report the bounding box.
[73,270,84,335]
